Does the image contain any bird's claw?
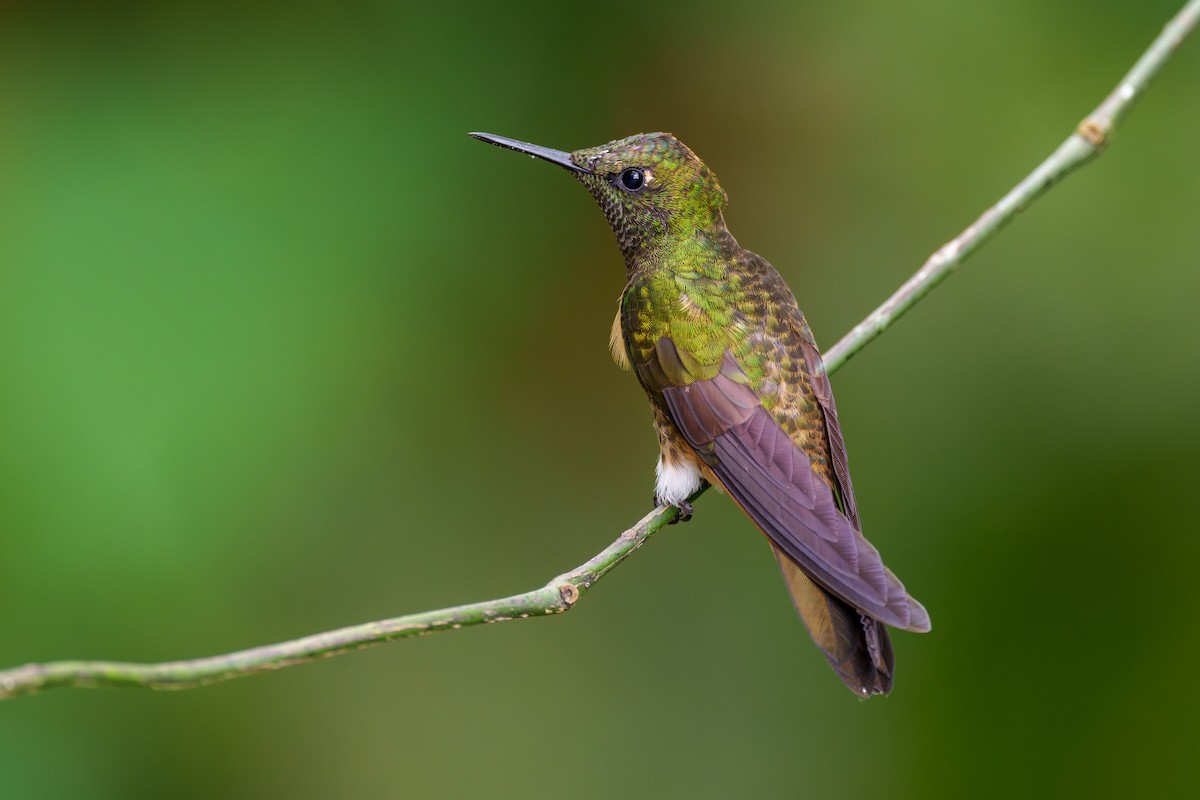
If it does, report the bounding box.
[668,499,693,525]
[654,494,695,524]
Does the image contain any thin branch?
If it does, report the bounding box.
[824,0,1200,373]
[2,0,1197,701]
[0,505,680,696]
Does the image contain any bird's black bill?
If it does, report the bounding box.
[469,132,589,174]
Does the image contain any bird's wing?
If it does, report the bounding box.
[642,334,929,633]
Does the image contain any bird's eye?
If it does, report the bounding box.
[619,168,645,192]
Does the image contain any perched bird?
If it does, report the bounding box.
[471,131,930,696]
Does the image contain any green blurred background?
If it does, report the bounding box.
[2,1,1198,797]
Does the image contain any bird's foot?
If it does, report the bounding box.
[662,501,700,525]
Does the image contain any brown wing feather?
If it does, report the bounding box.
[661,359,929,632]
[770,542,893,696]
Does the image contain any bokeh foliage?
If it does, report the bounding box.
[2,1,1198,797]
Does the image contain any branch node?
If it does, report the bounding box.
[558,583,581,608]
[1077,117,1110,148]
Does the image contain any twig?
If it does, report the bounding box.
[2,0,1197,701]
[0,505,680,696]
[824,0,1200,373]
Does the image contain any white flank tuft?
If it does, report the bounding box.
[654,456,701,506]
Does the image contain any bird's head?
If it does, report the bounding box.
[471,131,728,264]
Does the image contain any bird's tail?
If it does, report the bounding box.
[769,543,894,697]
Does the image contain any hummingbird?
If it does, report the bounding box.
[470,131,930,696]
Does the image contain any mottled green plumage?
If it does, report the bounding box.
[472,131,930,696]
